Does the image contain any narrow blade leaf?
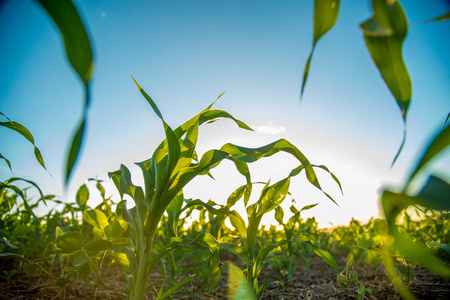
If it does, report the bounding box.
[360,1,411,164]
[301,0,340,98]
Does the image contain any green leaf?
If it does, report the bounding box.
[292,236,339,272]
[365,249,382,266]
[301,0,340,98]
[0,252,29,262]
[227,184,247,208]
[163,149,230,207]
[255,178,290,217]
[76,183,89,208]
[132,77,163,119]
[225,261,255,300]
[414,176,450,211]
[1,237,18,249]
[254,242,286,278]
[0,153,12,171]
[299,203,319,212]
[111,220,128,238]
[36,0,94,185]
[221,139,339,205]
[357,235,372,249]
[36,0,93,83]
[274,206,284,225]
[84,239,112,252]
[167,191,184,236]
[172,122,199,175]
[406,125,450,187]
[111,253,129,269]
[198,233,252,266]
[72,252,89,266]
[83,209,109,230]
[382,177,450,229]
[65,119,86,185]
[0,182,38,222]
[56,231,82,253]
[0,119,47,170]
[6,177,47,207]
[392,231,450,279]
[12,225,32,237]
[124,247,138,276]
[360,0,411,165]
[56,277,73,287]
[311,165,343,195]
[111,237,129,245]
[360,0,394,36]
[159,274,196,300]
[199,110,253,131]
[415,11,450,25]
[56,226,64,238]
[177,199,248,243]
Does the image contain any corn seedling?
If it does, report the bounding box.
[178,172,340,299]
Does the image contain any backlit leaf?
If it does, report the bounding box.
[56,231,82,253]
[76,183,89,208]
[365,249,382,266]
[65,119,86,184]
[221,139,339,205]
[301,0,340,98]
[292,236,339,272]
[0,119,47,170]
[274,206,284,225]
[393,231,450,279]
[111,220,128,238]
[406,124,450,188]
[83,209,109,230]
[360,0,411,165]
[36,0,94,185]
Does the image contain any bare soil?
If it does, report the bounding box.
[1,257,449,300]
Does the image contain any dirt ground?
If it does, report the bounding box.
[1,257,449,300]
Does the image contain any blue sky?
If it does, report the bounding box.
[1,0,449,227]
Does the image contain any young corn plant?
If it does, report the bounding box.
[108,78,254,299]
[178,175,341,298]
[110,77,341,299]
[274,202,318,280]
[53,208,128,300]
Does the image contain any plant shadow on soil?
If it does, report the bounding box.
[1,254,449,300]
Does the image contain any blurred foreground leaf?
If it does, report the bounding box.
[360,0,411,165]
[35,0,94,185]
[301,0,340,99]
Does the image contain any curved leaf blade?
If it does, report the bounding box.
[83,209,109,230]
[36,0,94,185]
[36,0,93,84]
[360,1,411,165]
[65,119,86,184]
[406,124,450,187]
[220,139,339,205]
[301,0,340,98]
[292,236,339,272]
[0,119,47,170]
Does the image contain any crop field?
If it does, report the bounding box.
[1,84,449,299]
[1,0,449,299]
[0,176,449,299]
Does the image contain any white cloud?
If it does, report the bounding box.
[252,121,287,134]
[100,12,107,18]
